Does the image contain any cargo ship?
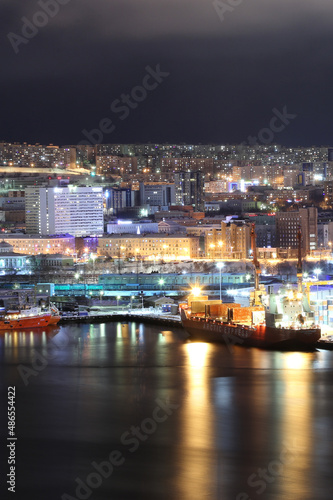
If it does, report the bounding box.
[0,304,61,329]
[180,225,321,349]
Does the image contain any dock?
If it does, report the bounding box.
[57,311,333,350]
[59,310,183,328]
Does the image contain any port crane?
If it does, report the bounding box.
[250,224,264,306]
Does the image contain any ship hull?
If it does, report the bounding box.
[181,314,320,349]
[0,313,55,329]
[48,315,61,325]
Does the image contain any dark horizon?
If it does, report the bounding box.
[2,1,333,148]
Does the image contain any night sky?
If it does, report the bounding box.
[1,0,333,147]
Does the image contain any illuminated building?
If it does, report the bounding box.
[0,142,76,169]
[221,220,251,259]
[105,187,136,215]
[0,241,29,272]
[139,182,175,209]
[96,155,137,176]
[25,186,104,236]
[106,221,159,234]
[1,235,75,256]
[276,207,317,255]
[174,171,204,211]
[98,234,199,260]
[204,221,251,259]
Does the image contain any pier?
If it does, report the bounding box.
[57,309,333,349]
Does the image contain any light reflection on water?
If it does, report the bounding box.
[175,342,215,500]
[1,322,333,499]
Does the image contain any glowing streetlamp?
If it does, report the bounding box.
[159,278,165,296]
[216,262,224,301]
[116,295,121,309]
[191,286,202,297]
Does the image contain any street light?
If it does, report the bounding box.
[159,278,165,296]
[191,286,202,297]
[116,295,121,309]
[216,262,224,301]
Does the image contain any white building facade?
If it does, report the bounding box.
[25,186,104,236]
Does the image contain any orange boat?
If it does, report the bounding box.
[0,305,61,329]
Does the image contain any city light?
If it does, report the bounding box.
[190,286,202,297]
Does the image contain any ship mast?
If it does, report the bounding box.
[251,223,262,305]
[297,226,303,293]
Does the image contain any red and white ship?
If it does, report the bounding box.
[180,225,321,349]
[0,304,61,329]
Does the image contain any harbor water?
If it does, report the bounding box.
[1,321,333,500]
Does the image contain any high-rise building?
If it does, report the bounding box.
[174,171,204,211]
[139,182,175,209]
[276,207,317,255]
[25,186,104,236]
[105,187,136,215]
[220,220,251,259]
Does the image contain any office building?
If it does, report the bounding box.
[276,207,317,255]
[174,171,204,211]
[105,188,136,215]
[25,186,104,236]
[139,182,175,210]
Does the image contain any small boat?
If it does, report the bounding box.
[0,304,61,329]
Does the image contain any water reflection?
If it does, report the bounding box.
[1,323,333,499]
[278,352,313,499]
[176,342,215,499]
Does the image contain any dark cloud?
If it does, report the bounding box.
[1,0,333,146]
